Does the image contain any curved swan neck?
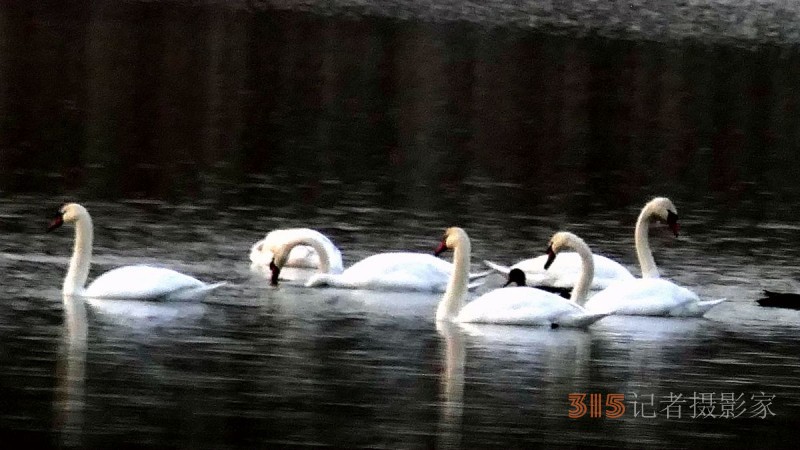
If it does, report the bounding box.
[64,210,93,295]
[283,230,333,273]
[567,235,594,306]
[437,230,470,322]
[635,203,660,279]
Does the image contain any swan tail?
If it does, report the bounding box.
[696,298,727,313]
[168,281,227,302]
[559,313,608,328]
[468,270,492,281]
[482,260,511,275]
[668,298,727,317]
[305,273,342,288]
[467,280,485,291]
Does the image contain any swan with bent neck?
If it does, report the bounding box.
[265,228,488,292]
[250,228,344,277]
[435,227,606,328]
[483,197,680,288]
[48,203,224,301]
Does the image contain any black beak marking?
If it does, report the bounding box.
[544,244,557,270]
[46,213,64,233]
[269,260,280,286]
[667,211,680,237]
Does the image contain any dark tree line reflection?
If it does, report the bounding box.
[1,2,799,212]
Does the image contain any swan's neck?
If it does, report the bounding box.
[437,236,470,322]
[284,232,333,273]
[569,238,595,306]
[64,214,93,295]
[634,206,660,278]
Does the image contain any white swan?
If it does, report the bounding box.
[540,240,726,317]
[435,227,607,328]
[47,203,225,301]
[582,279,726,317]
[483,197,681,288]
[250,228,344,274]
[266,228,488,292]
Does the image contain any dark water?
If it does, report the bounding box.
[2,1,800,449]
[2,197,799,449]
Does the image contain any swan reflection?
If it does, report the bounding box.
[55,294,87,447]
[436,321,465,450]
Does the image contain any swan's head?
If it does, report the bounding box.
[504,268,527,287]
[434,227,467,256]
[646,197,680,237]
[544,231,581,269]
[47,203,87,232]
[268,246,292,286]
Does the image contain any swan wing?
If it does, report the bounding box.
[456,287,603,327]
[505,252,634,289]
[309,252,450,291]
[85,265,222,301]
[584,278,700,316]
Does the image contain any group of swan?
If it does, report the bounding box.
[49,198,725,325]
[433,226,724,328]
[483,197,680,289]
[252,227,489,291]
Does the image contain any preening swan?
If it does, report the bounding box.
[47,203,225,301]
[434,227,606,328]
[250,228,344,275]
[266,228,488,292]
[483,197,681,289]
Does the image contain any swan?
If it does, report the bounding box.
[47,203,225,301]
[266,228,489,291]
[540,250,726,318]
[434,227,607,328]
[581,278,726,317]
[483,197,682,289]
[250,228,344,274]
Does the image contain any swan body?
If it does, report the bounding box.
[250,228,344,273]
[266,228,488,292]
[48,203,224,301]
[435,228,606,328]
[83,265,224,301]
[485,254,633,289]
[583,279,726,317]
[483,197,681,288]
[306,252,484,292]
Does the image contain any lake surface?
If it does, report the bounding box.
[2,1,800,448]
[1,196,799,449]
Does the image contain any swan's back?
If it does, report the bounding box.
[509,252,633,289]
[456,287,604,327]
[584,278,699,316]
[308,252,453,291]
[85,265,221,301]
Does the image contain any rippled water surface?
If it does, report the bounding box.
[1,196,799,449]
